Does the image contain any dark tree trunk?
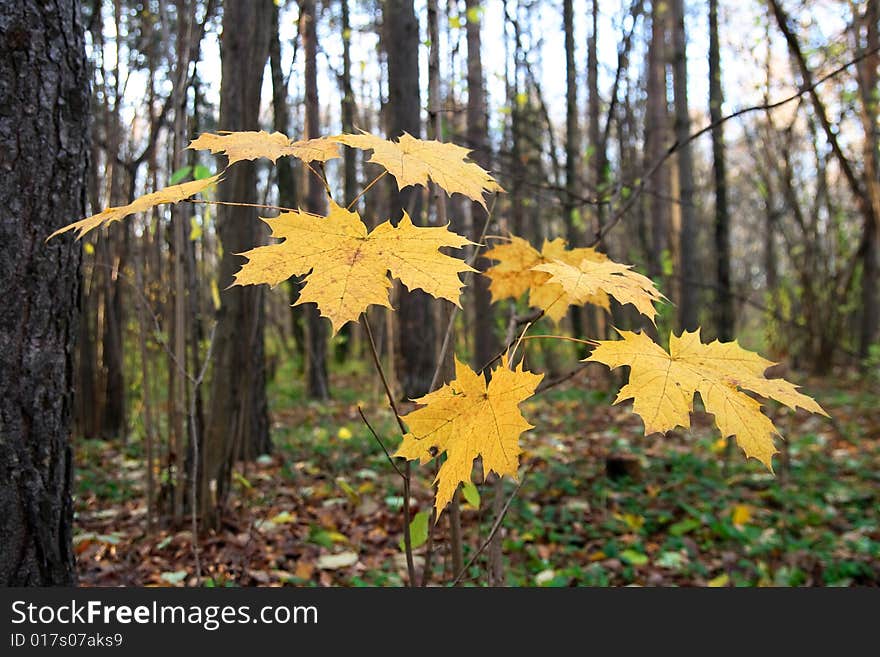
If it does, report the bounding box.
[562,0,586,339]
[384,0,434,398]
[300,0,331,399]
[335,0,359,363]
[645,0,671,279]
[340,0,357,209]
[0,0,89,585]
[587,0,604,239]
[709,0,733,340]
[203,0,272,526]
[466,0,498,371]
[75,275,99,438]
[856,0,879,360]
[671,0,698,331]
[100,228,127,439]
[270,1,306,366]
[563,0,579,245]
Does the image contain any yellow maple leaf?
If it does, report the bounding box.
[484,236,657,323]
[188,130,341,165]
[47,175,222,240]
[333,131,503,208]
[586,329,828,470]
[395,356,543,514]
[232,201,475,333]
[533,258,666,324]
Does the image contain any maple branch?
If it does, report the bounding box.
[186,198,298,214]
[360,313,416,586]
[357,406,405,479]
[450,465,532,587]
[535,363,590,394]
[588,42,880,247]
[476,308,545,375]
[347,170,388,211]
[361,315,407,433]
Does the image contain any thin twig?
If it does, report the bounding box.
[588,43,880,247]
[535,363,590,394]
[476,308,545,375]
[360,313,416,586]
[347,170,388,211]
[450,465,532,586]
[361,314,406,432]
[357,406,405,479]
[518,334,599,348]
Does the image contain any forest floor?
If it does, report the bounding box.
[73,361,880,587]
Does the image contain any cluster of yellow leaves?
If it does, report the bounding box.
[187,130,341,165]
[395,357,543,514]
[587,329,828,470]
[232,201,474,333]
[46,129,830,514]
[484,236,664,323]
[47,175,222,240]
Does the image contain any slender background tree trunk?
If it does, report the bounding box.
[709,0,733,340]
[671,0,698,331]
[300,0,331,399]
[645,0,671,280]
[202,0,272,527]
[384,0,435,399]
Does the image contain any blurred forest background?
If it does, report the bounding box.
[3,0,878,587]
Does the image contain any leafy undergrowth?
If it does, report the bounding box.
[73,367,880,587]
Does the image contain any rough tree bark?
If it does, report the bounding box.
[384,0,435,399]
[202,0,272,526]
[0,0,90,585]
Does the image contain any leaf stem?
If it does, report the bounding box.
[185,199,298,214]
[347,170,388,211]
[305,161,333,199]
[518,334,599,347]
